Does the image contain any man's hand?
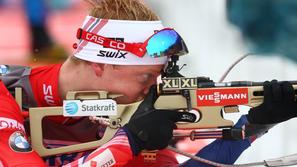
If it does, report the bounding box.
[247,80,297,124]
[123,85,196,155]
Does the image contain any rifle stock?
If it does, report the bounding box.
[156,78,297,129]
[26,79,297,156]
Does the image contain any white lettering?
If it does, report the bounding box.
[228,94,234,99]
[198,93,248,103]
[0,117,25,131]
[110,41,126,49]
[97,37,104,44]
[181,78,190,87]
[90,34,97,42]
[43,84,52,95]
[86,33,92,40]
[117,43,126,49]
[172,79,179,87]
[86,33,104,44]
[220,94,228,99]
[241,94,247,99]
[207,95,213,100]
[190,79,197,87]
[163,79,172,88]
[44,96,55,105]
[162,78,198,89]
[234,94,240,99]
[43,84,55,106]
[198,95,205,100]
[214,92,220,103]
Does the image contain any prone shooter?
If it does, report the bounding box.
[1,0,297,166]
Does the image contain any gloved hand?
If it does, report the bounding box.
[123,85,196,155]
[247,80,297,124]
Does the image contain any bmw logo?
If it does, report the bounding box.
[0,65,9,75]
[65,102,79,115]
[9,131,32,152]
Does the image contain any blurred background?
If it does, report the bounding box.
[1,0,297,165]
[0,0,86,65]
[147,0,297,164]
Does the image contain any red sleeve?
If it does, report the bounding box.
[0,81,46,167]
[0,81,23,122]
[29,64,62,107]
[29,64,68,124]
[63,130,133,167]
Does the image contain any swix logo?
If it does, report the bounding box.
[97,50,127,59]
[97,37,127,58]
[196,88,249,106]
[43,84,55,106]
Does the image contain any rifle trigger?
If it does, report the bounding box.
[224,106,239,113]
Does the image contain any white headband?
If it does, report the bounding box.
[73,15,168,65]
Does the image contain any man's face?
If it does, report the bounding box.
[100,64,164,104]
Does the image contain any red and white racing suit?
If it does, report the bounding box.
[1,64,262,167]
[0,80,46,167]
[0,64,178,167]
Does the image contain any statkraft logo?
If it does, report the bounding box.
[63,100,117,117]
[196,88,249,106]
[65,102,79,115]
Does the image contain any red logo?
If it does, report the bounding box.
[196,88,249,106]
[83,31,127,50]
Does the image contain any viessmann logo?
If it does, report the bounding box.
[196,88,249,106]
[63,100,117,116]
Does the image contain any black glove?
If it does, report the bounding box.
[123,85,196,155]
[247,80,297,124]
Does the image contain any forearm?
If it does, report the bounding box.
[63,129,133,167]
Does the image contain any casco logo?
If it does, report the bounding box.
[0,65,9,75]
[65,102,79,115]
[97,50,127,59]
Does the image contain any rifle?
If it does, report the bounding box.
[25,55,297,166]
[156,55,297,140]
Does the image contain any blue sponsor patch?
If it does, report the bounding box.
[65,102,79,115]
